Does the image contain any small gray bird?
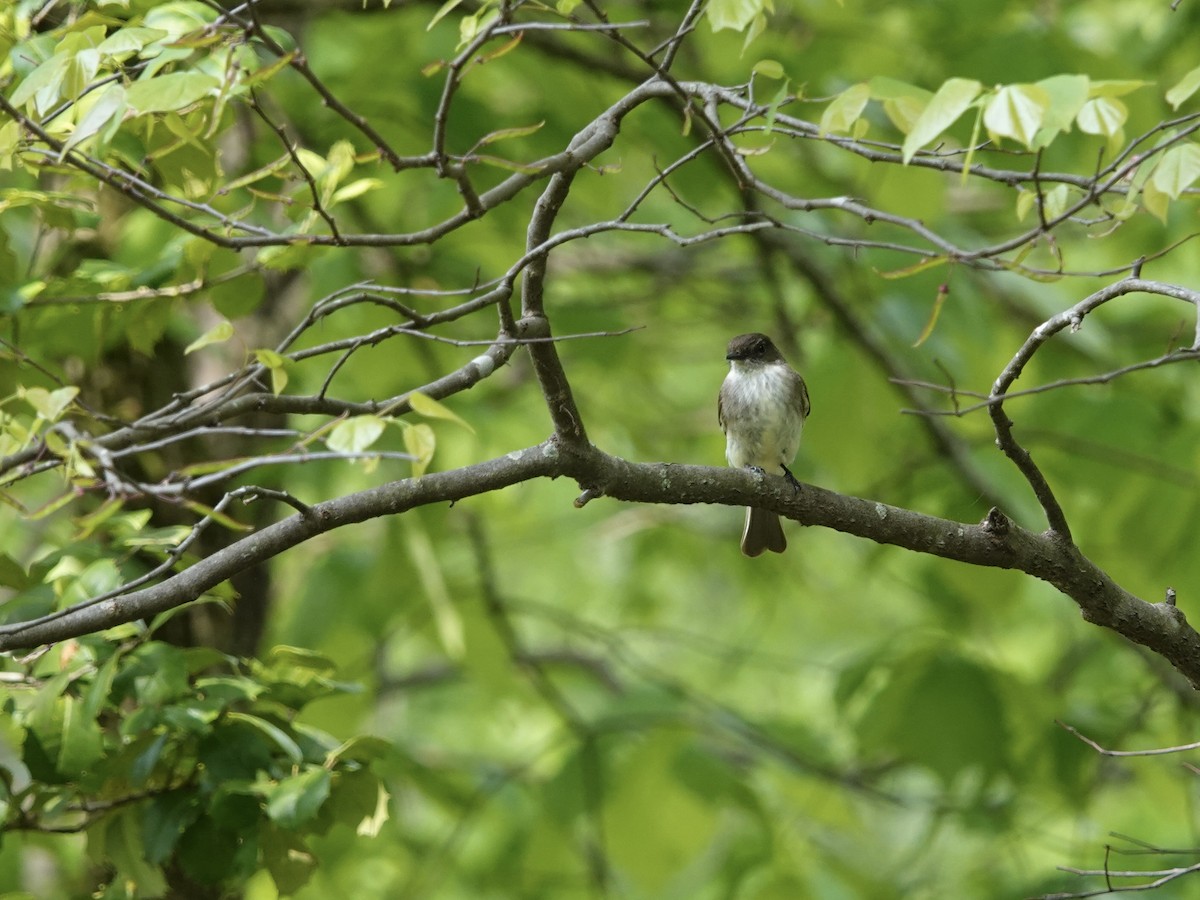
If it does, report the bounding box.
[718,333,811,557]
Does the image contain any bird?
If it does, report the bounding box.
[718,333,811,557]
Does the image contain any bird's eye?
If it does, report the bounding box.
[754,339,766,354]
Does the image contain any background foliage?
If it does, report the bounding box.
[4,0,1200,897]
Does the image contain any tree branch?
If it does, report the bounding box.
[6,440,1200,692]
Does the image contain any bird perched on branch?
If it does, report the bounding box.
[718,333,810,557]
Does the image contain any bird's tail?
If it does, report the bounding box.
[741,507,786,557]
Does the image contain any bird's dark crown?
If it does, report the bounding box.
[726,332,781,362]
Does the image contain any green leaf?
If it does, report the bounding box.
[1166,65,1200,110]
[476,121,545,147]
[1076,96,1127,137]
[325,735,393,767]
[254,349,289,394]
[142,790,201,865]
[10,54,69,114]
[62,48,101,102]
[63,84,127,154]
[819,83,870,136]
[226,712,303,764]
[706,0,767,32]
[22,386,78,421]
[1142,176,1170,222]
[427,0,466,31]
[0,552,30,589]
[59,695,105,773]
[97,27,169,58]
[1151,143,1200,199]
[129,732,170,787]
[184,320,234,355]
[902,77,981,163]
[867,76,930,102]
[124,642,190,707]
[105,810,169,895]
[408,390,475,433]
[177,815,250,885]
[1015,189,1036,222]
[912,284,949,347]
[401,421,436,478]
[266,645,339,675]
[262,827,317,894]
[330,178,383,205]
[1042,183,1069,220]
[326,415,386,453]
[1087,79,1150,98]
[983,84,1049,148]
[265,767,332,828]
[752,59,785,80]
[1033,74,1089,147]
[126,72,219,114]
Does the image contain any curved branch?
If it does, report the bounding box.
[5,441,1200,692]
[988,277,1200,538]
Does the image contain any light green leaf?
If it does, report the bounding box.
[1042,183,1069,221]
[477,121,545,147]
[326,415,386,454]
[983,84,1050,148]
[10,54,69,114]
[330,178,383,205]
[742,12,768,52]
[22,386,78,421]
[1151,143,1200,199]
[1088,79,1151,98]
[819,83,870,136]
[1142,178,1170,222]
[706,0,768,32]
[1015,189,1036,222]
[254,349,289,394]
[1076,96,1127,137]
[62,49,101,102]
[126,72,219,114]
[63,84,127,154]
[254,348,285,368]
[1033,74,1089,147]
[183,320,234,355]
[408,390,475,433]
[1166,65,1200,110]
[427,0,466,30]
[902,77,981,163]
[401,422,436,478]
[59,695,105,772]
[867,76,930,102]
[752,59,785,80]
[97,27,169,58]
[356,782,391,837]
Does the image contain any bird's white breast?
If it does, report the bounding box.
[721,363,805,473]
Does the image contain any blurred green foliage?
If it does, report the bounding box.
[3,0,1200,897]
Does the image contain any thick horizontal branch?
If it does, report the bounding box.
[3,441,1197,691]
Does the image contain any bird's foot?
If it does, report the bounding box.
[781,463,802,493]
[745,465,767,477]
